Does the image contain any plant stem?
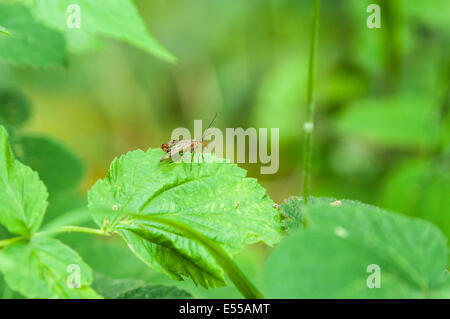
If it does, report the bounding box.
[302,0,320,209]
[37,226,109,237]
[128,214,264,299]
[0,236,26,248]
[0,226,108,249]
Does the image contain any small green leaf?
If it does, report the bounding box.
[0,3,67,67]
[0,126,48,235]
[16,135,84,194]
[88,149,283,288]
[0,236,99,298]
[28,0,176,63]
[264,198,449,298]
[92,273,192,299]
[0,88,31,128]
[279,197,304,230]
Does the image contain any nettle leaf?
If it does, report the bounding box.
[91,273,143,299]
[0,88,31,128]
[28,0,176,63]
[16,135,84,194]
[264,198,450,298]
[0,126,48,235]
[92,273,192,299]
[0,236,99,298]
[0,3,67,67]
[88,148,283,288]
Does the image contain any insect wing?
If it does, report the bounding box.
[160,139,194,162]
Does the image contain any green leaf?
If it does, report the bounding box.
[28,0,176,63]
[335,95,440,149]
[91,273,143,298]
[120,285,193,299]
[0,88,31,128]
[88,148,283,288]
[0,236,99,298]
[279,197,304,231]
[264,198,449,298]
[0,3,67,67]
[0,126,48,235]
[92,273,192,299]
[16,135,84,194]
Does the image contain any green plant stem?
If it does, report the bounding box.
[128,214,264,299]
[0,236,26,248]
[0,226,108,249]
[37,226,109,237]
[302,0,320,211]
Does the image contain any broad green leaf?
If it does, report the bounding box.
[0,236,99,298]
[28,0,176,63]
[0,126,48,235]
[92,273,192,299]
[335,95,440,149]
[264,198,449,298]
[0,88,31,128]
[16,135,84,194]
[88,148,283,288]
[0,3,67,67]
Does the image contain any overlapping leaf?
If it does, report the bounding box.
[27,0,176,62]
[0,126,48,235]
[264,198,450,298]
[0,236,99,298]
[0,3,67,67]
[88,148,283,288]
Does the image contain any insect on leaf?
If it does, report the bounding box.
[88,148,284,288]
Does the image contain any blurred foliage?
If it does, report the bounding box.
[264,198,449,298]
[0,0,448,298]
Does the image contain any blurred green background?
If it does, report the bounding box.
[0,0,449,298]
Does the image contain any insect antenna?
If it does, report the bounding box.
[201,112,218,141]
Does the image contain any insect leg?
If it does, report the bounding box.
[190,151,194,171]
